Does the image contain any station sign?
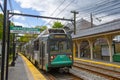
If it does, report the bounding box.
[10,26,40,34]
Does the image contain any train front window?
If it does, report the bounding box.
[50,40,71,53]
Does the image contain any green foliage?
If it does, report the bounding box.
[35,25,47,32]
[9,53,13,64]
[0,14,3,40]
[18,34,32,43]
[52,21,64,28]
[18,26,48,43]
[40,26,47,32]
[0,14,15,40]
[10,22,14,26]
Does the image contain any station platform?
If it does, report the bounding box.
[75,58,120,66]
[75,58,120,72]
[8,54,46,80]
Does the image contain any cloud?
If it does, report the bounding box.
[0,11,2,13]
[15,0,120,25]
[13,21,26,26]
[11,10,25,20]
[0,0,3,4]
[15,0,101,23]
[13,21,32,27]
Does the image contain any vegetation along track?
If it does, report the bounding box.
[73,61,120,80]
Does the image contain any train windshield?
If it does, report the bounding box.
[50,40,72,53]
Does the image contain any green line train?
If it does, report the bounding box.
[22,28,73,72]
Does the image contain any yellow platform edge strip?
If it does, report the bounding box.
[19,53,47,80]
[75,58,120,68]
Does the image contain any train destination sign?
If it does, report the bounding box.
[10,26,40,34]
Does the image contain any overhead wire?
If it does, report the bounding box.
[76,0,120,23]
[80,5,120,20]
[55,0,74,17]
[43,0,66,26]
[49,0,66,17]
[50,0,74,25]
[77,0,118,16]
[87,0,117,13]
[8,0,33,28]
[44,0,74,26]
[93,1,120,14]
[98,11,120,18]
[8,0,13,11]
[76,0,110,19]
[94,6,120,15]
[76,0,108,12]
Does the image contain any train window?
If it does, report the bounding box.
[59,41,71,52]
[34,40,39,50]
[50,40,71,53]
[50,42,59,52]
[48,29,65,33]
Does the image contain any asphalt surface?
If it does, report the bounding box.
[8,55,34,80]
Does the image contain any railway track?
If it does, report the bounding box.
[45,72,56,80]
[25,55,81,80]
[73,60,120,80]
[44,69,82,80]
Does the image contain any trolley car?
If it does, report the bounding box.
[23,28,73,71]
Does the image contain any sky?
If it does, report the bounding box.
[0,0,120,28]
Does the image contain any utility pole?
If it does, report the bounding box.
[90,13,93,27]
[71,11,79,35]
[5,11,10,80]
[1,0,7,80]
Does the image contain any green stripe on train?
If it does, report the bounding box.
[51,55,72,67]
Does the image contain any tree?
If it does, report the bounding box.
[18,34,32,43]
[18,26,47,43]
[40,26,47,32]
[0,14,3,40]
[0,14,15,40]
[35,25,47,32]
[52,21,64,28]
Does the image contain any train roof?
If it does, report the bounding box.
[33,28,66,41]
[38,28,66,36]
[23,28,67,44]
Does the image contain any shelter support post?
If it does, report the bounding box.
[76,41,81,58]
[105,36,113,62]
[88,39,94,60]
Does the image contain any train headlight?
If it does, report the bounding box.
[68,55,72,60]
[50,56,56,61]
[69,55,72,58]
[51,56,54,59]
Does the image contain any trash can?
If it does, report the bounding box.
[113,53,120,62]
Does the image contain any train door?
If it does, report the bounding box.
[39,41,45,70]
[39,41,42,69]
[42,42,45,69]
